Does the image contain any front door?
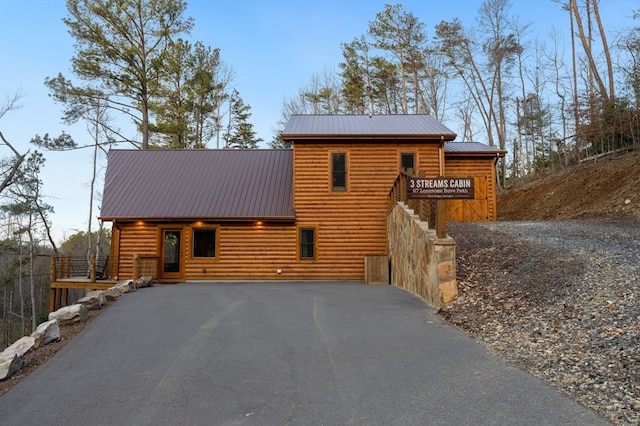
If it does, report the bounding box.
[160,229,183,280]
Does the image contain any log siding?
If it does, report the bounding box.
[102,118,504,283]
[293,140,441,280]
[444,157,499,221]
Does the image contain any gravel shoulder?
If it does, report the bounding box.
[441,220,640,425]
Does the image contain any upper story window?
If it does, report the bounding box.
[332,153,347,191]
[401,153,415,174]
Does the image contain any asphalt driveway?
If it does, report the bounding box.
[0,282,608,425]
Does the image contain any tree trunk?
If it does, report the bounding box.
[570,0,609,103]
[592,0,614,100]
[28,218,36,333]
[18,240,25,336]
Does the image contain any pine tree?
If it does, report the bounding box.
[224,90,263,149]
[61,0,193,149]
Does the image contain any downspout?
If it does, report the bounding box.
[113,221,121,280]
[438,135,445,176]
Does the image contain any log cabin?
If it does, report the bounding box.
[99,114,505,282]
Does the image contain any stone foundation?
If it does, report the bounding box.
[387,202,458,308]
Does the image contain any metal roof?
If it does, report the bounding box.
[445,142,507,157]
[100,149,295,221]
[282,114,457,141]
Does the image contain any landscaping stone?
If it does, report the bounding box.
[48,304,88,325]
[134,276,154,288]
[0,354,22,381]
[1,336,36,369]
[116,280,136,293]
[104,286,122,301]
[78,290,106,310]
[31,320,60,348]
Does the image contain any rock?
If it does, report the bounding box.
[31,320,60,347]
[115,279,136,293]
[104,286,122,301]
[78,290,106,310]
[0,354,22,380]
[1,336,36,368]
[48,304,88,325]
[134,276,154,288]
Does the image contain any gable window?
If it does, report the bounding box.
[299,227,316,260]
[401,153,415,173]
[331,153,347,191]
[193,228,217,258]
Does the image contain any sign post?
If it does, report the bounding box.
[407,177,475,238]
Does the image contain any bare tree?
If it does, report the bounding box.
[569,0,610,102]
[0,92,28,196]
[591,0,615,101]
[478,0,525,186]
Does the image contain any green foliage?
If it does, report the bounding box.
[30,132,76,151]
[223,90,263,149]
[269,132,292,149]
[339,4,429,115]
[2,151,51,215]
[60,229,111,257]
[62,0,194,148]
[339,37,369,114]
[576,98,640,158]
[149,39,226,148]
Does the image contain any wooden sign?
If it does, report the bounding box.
[408,177,475,200]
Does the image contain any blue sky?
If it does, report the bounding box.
[1,0,637,243]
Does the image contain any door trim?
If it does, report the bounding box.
[159,227,185,281]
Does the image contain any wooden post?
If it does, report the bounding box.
[436,199,447,238]
[65,256,71,278]
[89,254,96,282]
[49,289,56,313]
[50,255,56,282]
[133,253,140,280]
[49,256,57,312]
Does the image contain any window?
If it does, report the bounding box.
[331,153,347,191]
[299,228,316,260]
[401,153,415,173]
[193,228,217,258]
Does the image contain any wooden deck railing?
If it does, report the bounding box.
[389,171,436,228]
[49,253,159,312]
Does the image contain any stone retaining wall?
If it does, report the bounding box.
[387,202,458,308]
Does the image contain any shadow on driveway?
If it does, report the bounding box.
[0,282,608,425]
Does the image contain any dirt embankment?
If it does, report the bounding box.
[497,151,640,221]
[440,150,640,424]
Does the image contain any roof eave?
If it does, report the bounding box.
[101,215,297,223]
[445,151,507,158]
[283,134,457,141]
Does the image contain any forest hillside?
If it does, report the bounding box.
[497,151,640,222]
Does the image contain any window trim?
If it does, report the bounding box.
[191,226,219,260]
[297,226,318,261]
[330,152,348,192]
[400,152,416,174]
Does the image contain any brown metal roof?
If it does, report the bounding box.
[100,149,295,221]
[445,142,507,157]
[282,114,457,141]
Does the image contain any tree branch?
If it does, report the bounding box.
[0,131,28,195]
